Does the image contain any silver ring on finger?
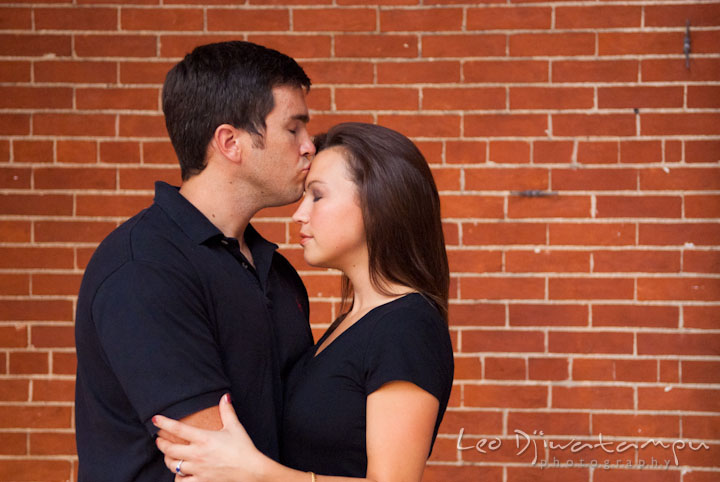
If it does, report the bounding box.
[176,459,186,477]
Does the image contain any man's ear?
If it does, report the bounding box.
[211,124,244,164]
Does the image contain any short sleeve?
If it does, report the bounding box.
[92,261,229,433]
[364,304,453,403]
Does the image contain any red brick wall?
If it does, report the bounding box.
[1,1,719,481]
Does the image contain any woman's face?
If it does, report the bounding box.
[292,147,367,271]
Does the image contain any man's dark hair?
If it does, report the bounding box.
[162,41,311,180]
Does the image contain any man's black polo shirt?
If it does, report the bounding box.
[74,181,312,482]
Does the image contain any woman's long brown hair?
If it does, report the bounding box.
[314,122,449,322]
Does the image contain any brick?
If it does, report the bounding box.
[454,356,482,380]
[596,195,682,218]
[642,58,720,82]
[377,60,461,83]
[0,86,72,109]
[507,468,587,482]
[550,223,635,246]
[35,60,116,84]
[0,221,30,242]
[508,196,590,219]
[666,140,682,163]
[335,34,417,58]
[465,114,547,137]
[0,325,27,348]
[53,352,77,375]
[552,60,638,83]
[552,386,633,409]
[485,357,525,380]
[509,412,589,436]
[35,167,116,190]
[302,274,342,298]
[0,140,8,162]
[302,61,374,84]
[683,361,720,384]
[639,387,720,412]
[553,168,636,191]
[0,274,29,295]
[32,274,83,296]
[448,302,505,326]
[307,113,377,133]
[418,141,443,164]
[0,433,26,455]
[448,250,502,273]
[684,250,720,273]
[638,278,720,301]
[688,86,720,108]
[377,114,460,138]
[534,141,573,164]
[75,34,156,57]
[0,406,72,429]
[206,8,288,31]
[34,114,115,137]
[119,167,181,190]
[77,88,158,111]
[423,34,506,57]
[0,7,32,29]
[13,140,53,164]
[599,32,682,55]
[0,167,31,189]
[296,8,375,31]
[549,278,634,300]
[122,7,203,30]
[461,277,545,300]
[639,333,719,356]
[57,140,97,164]
[506,250,589,273]
[305,87,331,110]
[30,432,77,456]
[645,3,720,27]
[465,385,547,408]
[511,33,595,56]
[687,194,720,218]
[592,305,678,328]
[660,359,679,383]
[684,306,720,330]
[440,408,502,434]
[488,141,531,164]
[467,6,551,30]
[509,304,588,326]
[510,87,593,110]
[35,7,116,30]
[641,168,720,190]
[143,141,177,164]
[620,140,663,164]
[573,358,656,382]
[639,223,720,246]
[0,114,30,135]
[77,194,152,216]
[0,460,72,481]
[443,222,460,246]
[446,141,486,164]
[598,86,683,109]
[10,352,49,374]
[0,61,31,82]
[528,357,569,380]
[464,222,546,246]
[0,194,73,216]
[554,114,636,137]
[556,5,641,28]
[424,466,502,482]
[100,141,141,164]
[593,414,679,439]
[549,331,633,354]
[463,329,544,353]
[33,379,75,402]
[0,34,71,56]
[642,114,720,136]
[441,195,504,218]
[465,167,546,191]
[576,141,618,164]
[2,300,73,322]
[119,114,167,137]
[120,60,176,84]
[336,88,418,110]
[423,87,504,110]
[465,60,548,83]
[686,141,720,163]
[381,8,462,31]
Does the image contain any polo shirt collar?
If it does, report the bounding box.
[153,181,222,245]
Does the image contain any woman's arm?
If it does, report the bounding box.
[154,382,439,482]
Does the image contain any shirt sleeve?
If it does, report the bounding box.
[363,304,453,403]
[92,260,229,434]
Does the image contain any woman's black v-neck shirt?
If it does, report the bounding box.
[280,293,454,477]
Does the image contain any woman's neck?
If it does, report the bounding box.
[343,264,414,319]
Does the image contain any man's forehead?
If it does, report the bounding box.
[270,85,310,122]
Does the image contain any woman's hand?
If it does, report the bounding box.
[153,394,268,482]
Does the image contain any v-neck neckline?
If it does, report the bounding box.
[311,293,418,360]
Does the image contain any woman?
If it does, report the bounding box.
[153,122,454,482]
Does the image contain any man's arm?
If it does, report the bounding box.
[159,405,223,444]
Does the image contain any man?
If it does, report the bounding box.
[74,41,316,481]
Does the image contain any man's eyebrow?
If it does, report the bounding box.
[293,113,310,124]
